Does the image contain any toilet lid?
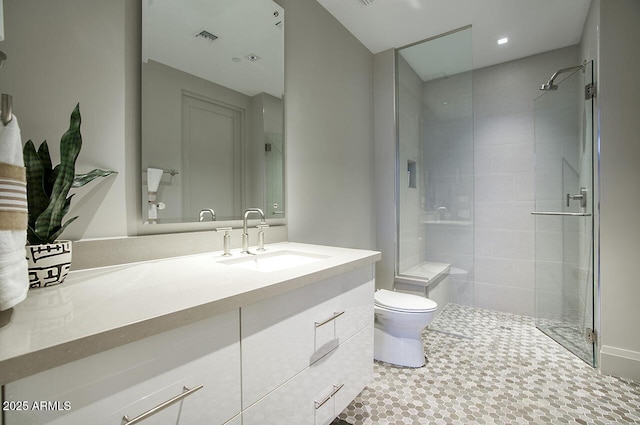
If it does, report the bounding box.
[374,289,437,313]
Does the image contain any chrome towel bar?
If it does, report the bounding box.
[531,212,592,217]
[1,93,12,125]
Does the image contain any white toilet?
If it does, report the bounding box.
[373,289,438,368]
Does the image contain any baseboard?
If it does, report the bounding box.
[600,345,640,383]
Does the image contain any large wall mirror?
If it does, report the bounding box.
[142,0,285,224]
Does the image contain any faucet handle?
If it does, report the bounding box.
[216,227,233,256]
[256,224,268,252]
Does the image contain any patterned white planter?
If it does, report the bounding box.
[26,241,72,288]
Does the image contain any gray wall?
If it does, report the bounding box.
[0,0,137,239]
[599,0,640,382]
[279,0,375,250]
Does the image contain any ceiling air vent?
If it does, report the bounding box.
[358,0,375,5]
[195,30,218,43]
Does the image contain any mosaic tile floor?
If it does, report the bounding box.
[333,304,640,425]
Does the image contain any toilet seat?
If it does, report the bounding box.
[374,289,437,313]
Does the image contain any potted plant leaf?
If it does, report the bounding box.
[22,104,114,288]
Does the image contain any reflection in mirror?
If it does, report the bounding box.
[142,0,284,224]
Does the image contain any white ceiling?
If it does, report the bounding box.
[143,0,284,98]
[143,0,591,95]
[316,0,592,76]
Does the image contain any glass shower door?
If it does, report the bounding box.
[533,61,595,366]
[395,27,474,303]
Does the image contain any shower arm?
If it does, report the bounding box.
[543,64,585,89]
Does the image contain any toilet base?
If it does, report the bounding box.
[373,324,426,368]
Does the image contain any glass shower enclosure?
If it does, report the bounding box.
[395,27,474,304]
[533,61,596,366]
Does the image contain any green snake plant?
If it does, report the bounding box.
[23,104,82,245]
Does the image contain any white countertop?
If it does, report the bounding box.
[0,242,380,384]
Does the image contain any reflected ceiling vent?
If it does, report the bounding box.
[358,0,375,5]
[195,30,218,43]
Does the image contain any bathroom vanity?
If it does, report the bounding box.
[0,243,380,425]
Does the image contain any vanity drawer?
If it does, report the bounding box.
[241,265,374,409]
[242,324,373,425]
[3,310,241,425]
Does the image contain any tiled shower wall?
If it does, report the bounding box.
[400,45,584,317]
[397,55,426,274]
[471,45,580,315]
[421,72,474,301]
[414,46,581,316]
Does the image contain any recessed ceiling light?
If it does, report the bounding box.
[497,37,509,45]
[245,53,261,62]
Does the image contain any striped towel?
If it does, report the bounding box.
[0,114,29,311]
[0,162,27,229]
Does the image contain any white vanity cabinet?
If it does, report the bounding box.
[0,243,380,425]
[241,265,374,425]
[3,310,241,425]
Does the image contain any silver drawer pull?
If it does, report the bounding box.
[314,384,344,410]
[315,311,345,328]
[121,385,204,425]
[531,211,592,217]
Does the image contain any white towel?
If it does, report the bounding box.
[147,167,163,193]
[147,168,164,220]
[0,114,29,311]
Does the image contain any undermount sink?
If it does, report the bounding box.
[220,250,330,272]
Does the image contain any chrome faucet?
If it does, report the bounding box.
[199,208,216,222]
[242,208,266,253]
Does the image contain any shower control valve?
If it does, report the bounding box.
[566,187,587,209]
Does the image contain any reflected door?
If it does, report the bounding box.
[181,94,242,220]
[533,61,595,366]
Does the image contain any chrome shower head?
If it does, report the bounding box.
[539,64,584,91]
[540,82,558,91]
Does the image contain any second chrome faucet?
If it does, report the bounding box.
[242,208,267,254]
